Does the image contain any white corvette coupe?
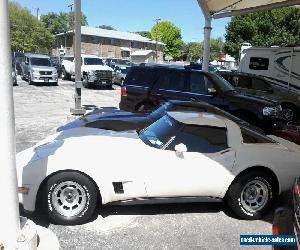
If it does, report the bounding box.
[17,111,300,225]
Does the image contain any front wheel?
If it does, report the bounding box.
[42,171,99,225]
[82,75,90,88]
[226,171,276,220]
[61,68,70,81]
[282,105,298,122]
[28,74,33,85]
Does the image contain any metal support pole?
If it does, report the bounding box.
[70,0,85,115]
[202,17,212,71]
[0,0,21,249]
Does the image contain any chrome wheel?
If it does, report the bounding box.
[52,181,87,217]
[240,180,269,212]
[282,108,294,121]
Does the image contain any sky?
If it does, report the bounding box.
[13,0,230,42]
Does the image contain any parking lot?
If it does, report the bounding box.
[14,77,275,250]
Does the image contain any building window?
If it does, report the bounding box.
[249,57,269,70]
[121,51,130,58]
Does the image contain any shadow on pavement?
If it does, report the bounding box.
[20,206,50,228]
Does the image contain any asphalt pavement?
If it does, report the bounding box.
[14,77,273,250]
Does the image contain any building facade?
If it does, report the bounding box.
[53,26,164,62]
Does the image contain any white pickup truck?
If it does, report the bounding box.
[61,54,114,88]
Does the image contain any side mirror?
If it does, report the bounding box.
[175,143,187,154]
[208,87,217,95]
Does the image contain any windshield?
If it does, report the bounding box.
[139,115,183,149]
[210,73,236,93]
[31,57,51,66]
[84,58,104,65]
[149,102,172,120]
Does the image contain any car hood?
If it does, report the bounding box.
[57,110,149,131]
[82,65,113,71]
[31,66,56,71]
[227,91,278,106]
[17,127,140,168]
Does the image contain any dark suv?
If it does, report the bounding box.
[119,64,282,131]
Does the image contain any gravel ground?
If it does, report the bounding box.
[14,77,273,250]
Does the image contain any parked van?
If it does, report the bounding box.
[21,53,58,85]
[239,47,300,92]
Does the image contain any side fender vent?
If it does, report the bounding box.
[113,182,124,194]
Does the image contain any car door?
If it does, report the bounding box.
[23,56,29,77]
[236,76,273,98]
[145,124,235,198]
[153,69,189,105]
[185,71,226,109]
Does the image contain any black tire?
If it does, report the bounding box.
[41,171,99,225]
[61,67,70,81]
[226,171,276,220]
[21,74,26,81]
[82,75,90,88]
[282,104,299,122]
[136,102,155,112]
[28,74,33,85]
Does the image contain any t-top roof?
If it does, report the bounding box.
[57,26,164,45]
[197,0,300,19]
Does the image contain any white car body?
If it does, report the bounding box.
[17,112,300,213]
[61,54,113,76]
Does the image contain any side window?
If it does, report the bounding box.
[238,76,252,89]
[241,128,273,143]
[166,125,228,153]
[158,70,185,91]
[251,78,270,91]
[189,72,208,94]
[249,57,269,70]
[125,68,157,87]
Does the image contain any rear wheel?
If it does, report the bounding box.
[136,102,155,112]
[41,171,99,225]
[226,171,276,220]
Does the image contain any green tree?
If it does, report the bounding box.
[135,31,152,39]
[41,12,88,35]
[225,7,300,59]
[9,2,53,53]
[98,25,116,30]
[186,42,203,62]
[151,21,184,60]
[210,37,224,61]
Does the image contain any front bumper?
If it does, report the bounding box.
[32,74,58,83]
[88,75,112,85]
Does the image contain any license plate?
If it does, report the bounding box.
[44,78,49,82]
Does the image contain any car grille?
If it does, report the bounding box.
[39,71,52,75]
[95,70,112,80]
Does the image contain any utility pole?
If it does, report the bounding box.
[33,7,40,20]
[36,7,39,20]
[68,4,74,31]
[0,0,20,248]
[70,0,85,115]
[153,18,161,63]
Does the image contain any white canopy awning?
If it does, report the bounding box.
[198,0,300,19]
[197,0,300,71]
